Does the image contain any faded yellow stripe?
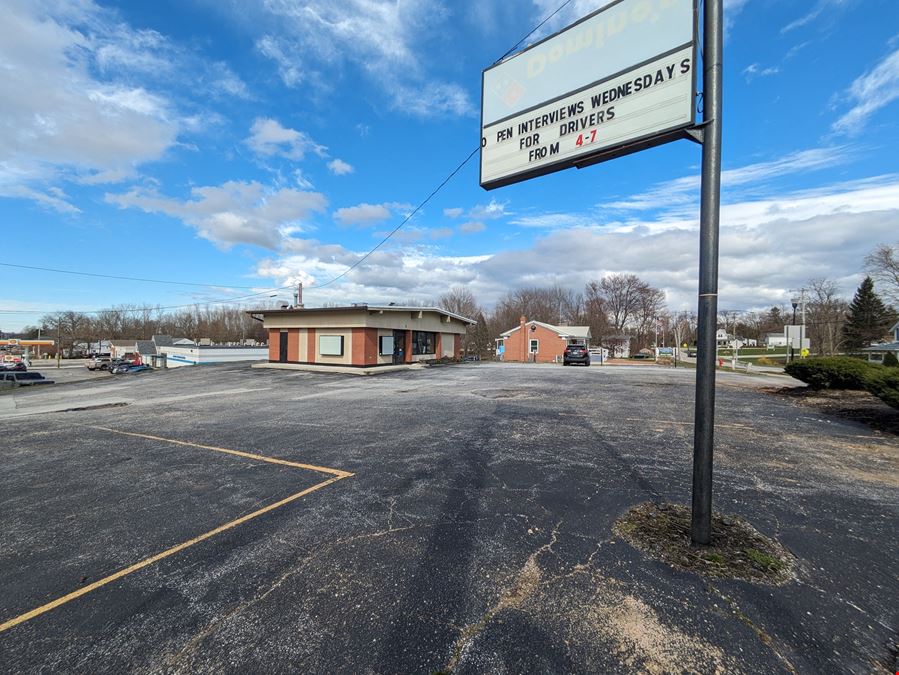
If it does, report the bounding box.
[86,425,353,478]
[0,476,347,633]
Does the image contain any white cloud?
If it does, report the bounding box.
[208,62,252,99]
[782,0,851,34]
[254,175,899,314]
[392,82,473,118]
[510,213,596,229]
[603,146,849,215]
[0,1,180,204]
[742,63,779,82]
[469,199,509,220]
[105,181,327,249]
[531,0,752,37]
[333,203,392,227]
[245,118,327,160]
[256,35,306,88]
[832,48,899,135]
[250,1,473,117]
[327,158,354,175]
[443,207,464,218]
[459,221,486,234]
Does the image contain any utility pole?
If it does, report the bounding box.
[800,289,807,358]
[691,0,724,546]
[56,319,61,369]
[731,311,738,370]
[790,288,807,360]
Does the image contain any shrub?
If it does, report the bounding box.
[784,357,880,390]
[864,369,899,409]
[883,351,899,368]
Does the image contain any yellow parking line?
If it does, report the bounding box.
[86,425,353,478]
[0,428,353,633]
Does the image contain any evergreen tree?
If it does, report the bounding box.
[842,277,896,349]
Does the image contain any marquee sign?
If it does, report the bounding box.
[480,0,698,189]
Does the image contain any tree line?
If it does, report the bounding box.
[8,242,899,359]
[440,239,899,357]
[16,305,270,357]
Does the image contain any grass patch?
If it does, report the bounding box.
[613,502,795,585]
[744,548,784,572]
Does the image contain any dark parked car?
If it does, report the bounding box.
[110,363,151,374]
[1,361,27,371]
[563,345,590,366]
[1,371,54,386]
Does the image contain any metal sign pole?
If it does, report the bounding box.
[691,0,723,546]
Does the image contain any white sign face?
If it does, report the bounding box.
[481,0,696,189]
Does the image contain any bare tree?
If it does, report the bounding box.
[594,274,643,331]
[671,311,695,348]
[438,287,479,320]
[865,243,899,306]
[805,278,848,355]
[439,287,481,356]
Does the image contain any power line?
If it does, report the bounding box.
[0,287,290,316]
[494,0,575,64]
[0,262,260,289]
[4,0,575,317]
[315,147,480,289]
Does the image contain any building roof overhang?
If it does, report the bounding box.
[247,304,477,325]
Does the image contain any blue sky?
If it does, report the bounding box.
[2,0,899,331]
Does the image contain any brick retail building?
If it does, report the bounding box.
[248,304,475,370]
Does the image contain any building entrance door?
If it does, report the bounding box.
[279,330,288,363]
[392,330,405,364]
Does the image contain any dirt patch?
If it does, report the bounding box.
[592,592,732,674]
[770,387,899,435]
[614,502,796,586]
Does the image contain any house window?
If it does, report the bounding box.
[379,335,395,356]
[529,339,539,353]
[319,335,344,356]
[411,331,436,355]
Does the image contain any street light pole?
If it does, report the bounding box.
[691,0,724,546]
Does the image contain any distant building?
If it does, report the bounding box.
[247,304,475,370]
[154,344,269,368]
[602,335,632,359]
[862,320,899,364]
[764,332,788,348]
[496,317,591,363]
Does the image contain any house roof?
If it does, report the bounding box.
[136,340,157,355]
[152,334,174,347]
[499,320,591,340]
[247,304,477,325]
[862,341,899,352]
[109,339,137,347]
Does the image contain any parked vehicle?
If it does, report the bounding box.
[1,361,27,371]
[87,356,112,371]
[1,371,54,386]
[563,344,590,366]
[110,363,151,374]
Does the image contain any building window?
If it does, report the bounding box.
[319,335,344,356]
[412,331,436,355]
[379,335,395,356]
[529,339,539,353]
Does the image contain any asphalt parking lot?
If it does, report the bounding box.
[1,362,897,673]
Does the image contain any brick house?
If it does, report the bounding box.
[496,316,591,363]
